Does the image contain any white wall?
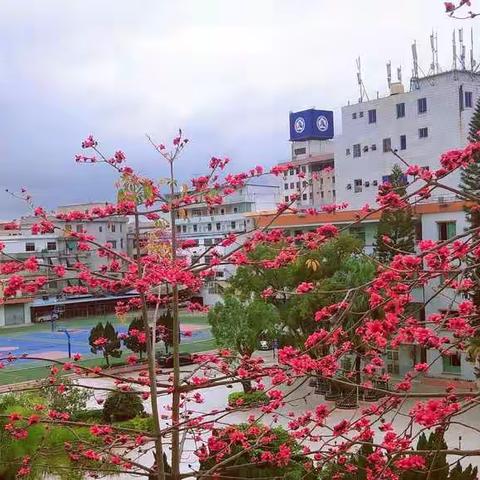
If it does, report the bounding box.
[0,303,31,327]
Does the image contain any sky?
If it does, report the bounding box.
[0,0,477,218]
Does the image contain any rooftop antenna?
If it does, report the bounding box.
[386,61,392,89]
[470,27,476,71]
[411,41,420,89]
[412,41,419,78]
[430,31,440,74]
[356,57,369,102]
[459,28,466,69]
[452,29,458,70]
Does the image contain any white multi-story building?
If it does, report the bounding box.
[174,186,268,305]
[0,203,129,326]
[335,70,480,209]
[278,108,336,208]
[279,145,336,207]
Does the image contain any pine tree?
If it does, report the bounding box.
[375,164,416,263]
[156,310,178,354]
[88,321,122,367]
[460,97,480,307]
[123,316,147,360]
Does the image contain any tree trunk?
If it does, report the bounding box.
[355,354,361,385]
[241,379,253,393]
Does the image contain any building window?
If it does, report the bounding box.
[354,179,363,193]
[371,144,377,151]
[302,193,307,200]
[382,138,392,152]
[353,144,361,158]
[301,166,306,172]
[25,242,35,252]
[320,191,324,198]
[359,111,364,118]
[120,224,123,233]
[346,148,351,156]
[233,207,238,213]
[349,227,366,245]
[111,224,116,233]
[442,352,461,374]
[47,241,57,251]
[176,226,181,233]
[400,134,407,150]
[396,102,405,118]
[289,169,294,175]
[216,223,221,231]
[386,349,400,375]
[294,147,306,155]
[284,196,289,202]
[76,224,83,233]
[110,240,117,249]
[231,221,236,229]
[418,97,427,114]
[207,224,212,232]
[438,221,456,241]
[368,109,377,124]
[99,226,103,233]
[302,181,307,187]
[465,91,473,108]
[419,127,429,139]
[182,225,187,233]
[120,238,124,249]
[352,112,357,119]
[283,183,288,190]
[290,182,294,189]
[332,176,335,183]
[193,224,197,232]
[333,189,336,197]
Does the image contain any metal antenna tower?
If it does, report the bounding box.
[397,66,402,83]
[411,41,420,89]
[386,61,392,89]
[470,27,476,71]
[452,29,458,70]
[429,31,440,74]
[356,57,369,102]
[459,28,466,69]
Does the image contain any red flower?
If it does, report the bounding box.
[296,282,314,294]
[445,2,456,11]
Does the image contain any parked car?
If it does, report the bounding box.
[156,352,195,368]
[258,340,273,351]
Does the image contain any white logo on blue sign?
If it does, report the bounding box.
[316,115,329,132]
[294,117,305,134]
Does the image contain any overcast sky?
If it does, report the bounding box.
[0,0,476,218]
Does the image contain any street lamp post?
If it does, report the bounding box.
[58,328,71,359]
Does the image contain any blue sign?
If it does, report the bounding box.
[289,109,334,141]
